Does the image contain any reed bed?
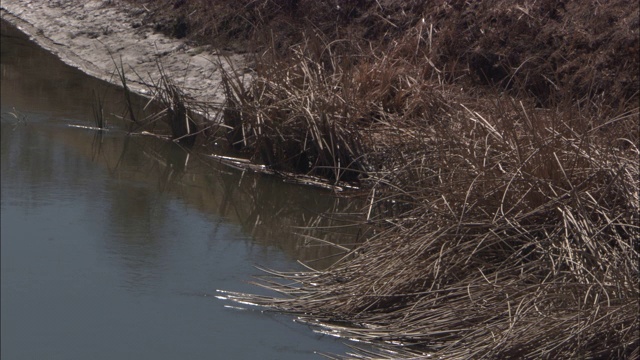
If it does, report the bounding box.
[124,0,639,357]
[219,37,368,181]
[145,62,199,146]
[219,30,453,183]
[111,57,201,146]
[219,90,639,358]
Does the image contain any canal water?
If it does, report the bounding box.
[1,21,360,359]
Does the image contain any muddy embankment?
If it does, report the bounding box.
[1,0,247,123]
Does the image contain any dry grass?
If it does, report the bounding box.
[121,0,639,357]
[219,34,371,181]
[215,37,639,355]
[218,30,454,183]
[112,56,200,146]
[220,95,639,358]
[131,0,639,109]
[145,61,199,146]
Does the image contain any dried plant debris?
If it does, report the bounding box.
[124,0,639,358]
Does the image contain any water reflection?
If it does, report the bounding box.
[1,20,364,270]
[0,20,164,133]
[1,19,362,359]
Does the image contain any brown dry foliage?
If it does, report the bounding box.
[122,0,639,358]
[222,97,639,358]
[131,0,638,108]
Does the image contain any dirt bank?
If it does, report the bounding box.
[1,0,247,108]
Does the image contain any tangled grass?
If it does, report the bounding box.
[219,35,369,181]
[219,30,452,183]
[216,38,639,356]
[123,0,639,357]
[220,92,639,358]
[212,14,639,359]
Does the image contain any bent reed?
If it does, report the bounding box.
[219,63,639,357]
[127,0,638,358]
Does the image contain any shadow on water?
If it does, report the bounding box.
[98,130,365,270]
[1,17,367,360]
[0,18,365,269]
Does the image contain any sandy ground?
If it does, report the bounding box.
[1,0,247,110]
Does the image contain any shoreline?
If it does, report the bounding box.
[0,0,358,190]
[1,0,246,111]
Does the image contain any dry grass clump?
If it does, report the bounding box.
[120,0,639,357]
[112,57,200,145]
[221,98,639,358]
[219,38,366,181]
[145,62,199,146]
[219,33,449,182]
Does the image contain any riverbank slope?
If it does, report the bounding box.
[1,0,246,107]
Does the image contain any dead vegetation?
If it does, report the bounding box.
[123,0,639,358]
[133,0,638,108]
[110,56,202,146]
[220,96,639,358]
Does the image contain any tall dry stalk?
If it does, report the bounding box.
[145,61,199,146]
[219,35,371,182]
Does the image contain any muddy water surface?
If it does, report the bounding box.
[1,21,359,360]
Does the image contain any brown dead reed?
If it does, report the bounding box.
[219,30,453,184]
[122,0,639,357]
[219,36,368,182]
[209,11,639,358]
[143,62,199,146]
[220,96,639,358]
[111,56,192,141]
